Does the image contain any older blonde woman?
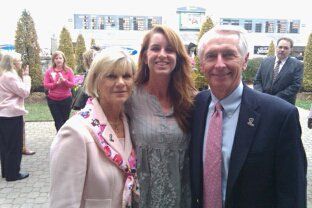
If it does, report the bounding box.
[49,49,138,208]
[0,52,31,181]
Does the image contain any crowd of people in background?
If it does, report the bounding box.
[0,24,311,208]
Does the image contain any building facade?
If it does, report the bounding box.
[220,18,306,57]
[60,9,308,58]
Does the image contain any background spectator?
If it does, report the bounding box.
[0,52,31,181]
[253,37,303,105]
[43,51,75,131]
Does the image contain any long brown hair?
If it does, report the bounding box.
[136,25,196,133]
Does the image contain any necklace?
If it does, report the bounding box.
[110,120,122,134]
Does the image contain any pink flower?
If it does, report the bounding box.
[73,75,85,86]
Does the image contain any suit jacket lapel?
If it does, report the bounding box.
[274,57,290,83]
[198,93,211,152]
[226,86,261,201]
[192,90,211,202]
[268,57,276,81]
[91,99,126,157]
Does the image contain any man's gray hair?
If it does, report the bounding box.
[197,25,249,60]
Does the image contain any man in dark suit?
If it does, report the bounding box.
[253,37,303,105]
[190,25,307,208]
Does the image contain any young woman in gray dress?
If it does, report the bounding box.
[126,25,196,208]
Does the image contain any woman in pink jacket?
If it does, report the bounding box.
[49,49,139,208]
[43,51,75,131]
[0,52,31,181]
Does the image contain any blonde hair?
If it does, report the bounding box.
[83,49,96,70]
[0,52,21,75]
[51,50,69,71]
[84,49,136,98]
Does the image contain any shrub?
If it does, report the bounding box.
[15,10,42,92]
[243,57,263,84]
[58,27,76,70]
[303,33,312,91]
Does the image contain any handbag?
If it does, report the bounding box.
[71,86,89,110]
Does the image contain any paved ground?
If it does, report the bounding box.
[0,107,311,207]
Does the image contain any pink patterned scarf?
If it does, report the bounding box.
[79,98,139,207]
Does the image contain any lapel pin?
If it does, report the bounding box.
[109,134,114,142]
[247,118,255,127]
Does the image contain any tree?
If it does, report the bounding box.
[58,27,75,69]
[303,33,312,91]
[267,40,275,56]
[197,17,214,42]
[75,34,86,74]
[193,17,214,90]
[15,10,42,91]
[90,38,96,47]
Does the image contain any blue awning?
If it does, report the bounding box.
[122,47,137,55]
[0,44,15,51]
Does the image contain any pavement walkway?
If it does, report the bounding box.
[0,107,311,208]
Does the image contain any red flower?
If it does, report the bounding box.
[113,154,123,166]
[103,146,111,157]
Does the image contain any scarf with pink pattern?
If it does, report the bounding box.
[79,98,139,208]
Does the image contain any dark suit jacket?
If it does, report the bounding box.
[190,85,307,208]
[253,56,303,105]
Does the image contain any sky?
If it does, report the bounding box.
[1,0,311,49]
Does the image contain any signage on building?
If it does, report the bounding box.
[254,46,269,55]
[176,7,206,31]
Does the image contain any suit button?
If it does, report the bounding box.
[196,198,199,203]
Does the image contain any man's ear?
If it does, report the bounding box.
[242,52,249,71]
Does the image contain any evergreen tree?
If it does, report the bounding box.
[15,10,42,91]
[193,17,214,90]
[58,27,75,69]
[267,40,275,56]
[303,33,312,91]
[90,38,96,47]
[75,34,86,74]
[197,17,214,42]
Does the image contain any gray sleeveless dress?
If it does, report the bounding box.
[125,86,191,208]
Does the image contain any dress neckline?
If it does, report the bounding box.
[138,86,174,116]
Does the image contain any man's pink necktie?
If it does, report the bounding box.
[204,102,223,208]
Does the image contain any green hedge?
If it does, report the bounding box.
[243,57,263,84]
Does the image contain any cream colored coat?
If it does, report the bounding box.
[49,99,133,208]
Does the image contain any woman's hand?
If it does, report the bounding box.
[57,73,65,84]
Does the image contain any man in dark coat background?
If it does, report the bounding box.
[253,37,303,105]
